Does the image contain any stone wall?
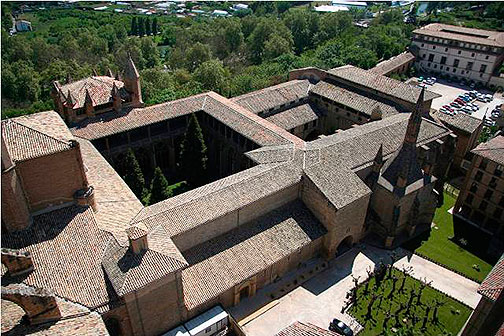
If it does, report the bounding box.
[16,148,87,212]
[173,184,300,252]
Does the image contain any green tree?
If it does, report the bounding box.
[314,12,353,44]
[121,149,147,200]
[193,59,229,94]
[283,8,319,54]
[180,113,208,188]
[186,42,212,71]
[247,17,293,63]
[145,17,151,36]
[131,16,138,36]
[138,17,145,36]
[141,37,160,68]
[264,34,293,60]
[152,17,158,35]
[149,167,172,204]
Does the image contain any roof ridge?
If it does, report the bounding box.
[133,163,284,226]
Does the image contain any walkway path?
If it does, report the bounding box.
[235,245,481,336]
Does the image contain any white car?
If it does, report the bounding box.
[484,94,493,102]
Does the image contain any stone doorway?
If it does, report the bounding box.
[240,285,250,301]
[336,236,353,256]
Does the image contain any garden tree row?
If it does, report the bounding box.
[119,113,207,205]
[130,17,159,37]
[2,5,415,118]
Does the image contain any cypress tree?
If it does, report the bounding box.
[138,17,145,36]
[152,17,158,35]
[131,17,137,36]
[180,113,208,188]
[122,148,147,200]
[145,17,151,36]
[149,167,172,204]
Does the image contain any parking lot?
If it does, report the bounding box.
[409,78,504,120]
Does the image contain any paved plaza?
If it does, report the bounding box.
[234,245,481,336]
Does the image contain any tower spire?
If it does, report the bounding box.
[404,86,425,146]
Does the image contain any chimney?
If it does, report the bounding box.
[1,284,61,325]
[126,223,148,254]
[1,248,34,276]
[112,83,122,113]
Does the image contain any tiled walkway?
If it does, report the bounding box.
[234,245,480,336]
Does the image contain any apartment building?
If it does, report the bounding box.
[454,135,504,257]
[411,24,504,87]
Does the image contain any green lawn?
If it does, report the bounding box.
[349,269,472,336]
[404,192,492,282]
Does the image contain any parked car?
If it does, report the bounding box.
[484,119,496,127]
[443,105,454,112]
[329,319,354,336]
[492,110,501,118]
[470,83,476,89]
[462,106,473,114]
[451,102,461,108]
[476,95,486,102]
[484,94,493,102]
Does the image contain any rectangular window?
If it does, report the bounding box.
[445,47,448,52]
[466,62,473,70]
[453,68,456,73]
[440,66,443,70]
[458,50,461,54]
[471,52,475,57]
[433,45,436,50]
[434,64,437,69]
[489,177,497,189]
[484,189,493,200]
[421,43,424,47]
[485,55,489,59]
[428,54,434,62]
[480,159,487,170]
[495,165,503,177]
[479,201,488,211]
[475,170,483,182]
[480,64,487,73]
[440,56,446,65]
[453,59,459,67]
[470,182,478,193]
[466,193,474,205]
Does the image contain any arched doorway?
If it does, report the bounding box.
[336,236,353,256]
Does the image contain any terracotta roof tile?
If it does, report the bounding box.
[413,23,504,48]
[59,76,128,109]
[276,322,342,336]
[434,110,482,134]
[471,135,504,166]
[2,111,74,162]
[311,81,402,118]
[370,51,415,76]
[231,80,311,115]
[181,201,326,311]
[266,103,322,130]
[478,254,504,301]
[327,65,440,104]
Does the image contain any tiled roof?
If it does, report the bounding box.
[434,110,482,134]
[311,81,402,118]
[472,135,504,166]
[369,51,415,76]
[2,111,74,162]
[310,113,450,172]
[102,225,188,296]
[181,200,326,311]
[276,322,341,336]
[327,65,440,104]
[305,165,371,210]
[266,103,322,130]
[231,80,311,115]
[245,145,295,164]
[478,254,504,301]
[77,138,143,238]
[1,206,113,311]
[132,162,302,240]
[1,291,109,336]
[71,92,302,148]
[58,76,128,109]
[413,23,504,48]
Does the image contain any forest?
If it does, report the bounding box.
[1,1,503,119]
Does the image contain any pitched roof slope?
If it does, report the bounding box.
[231,80,311,115]
[276,322,342,336]
[102,226,188,296]
[369,51,415,76]
[265,103,322,130]
[1,206,113,311]
[413,23,504,47]
[2,111,74,162]
[58,76,128,109]
[181,200,326,311]
[327,65,440,104]
[478,254,504,301]
[435,110,482,134]
[311,81,402,118]
[471,135,504,166]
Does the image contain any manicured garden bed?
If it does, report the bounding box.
[348,268,472,336]
[403,192,493,282]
